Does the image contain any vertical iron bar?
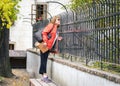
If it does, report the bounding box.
[117,0,120,64]
[114,0,117,64]
[100,30,103,70]
[111,1,114,63]
[108,0,111,62]
[103,0,105,63]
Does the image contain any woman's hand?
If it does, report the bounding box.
[43,42,47,48]
[58,36,62,41]
[34,42,40,47]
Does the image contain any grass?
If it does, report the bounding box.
[0,69,30,86]
[0,76,4,82]
[91,61,120,75]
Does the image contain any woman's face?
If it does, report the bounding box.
[55,18,60,25]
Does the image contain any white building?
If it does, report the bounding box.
[9,0,70,50]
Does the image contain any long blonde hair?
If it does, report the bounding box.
[50,16,60,24]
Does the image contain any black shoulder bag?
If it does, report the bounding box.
[33,25,54,42]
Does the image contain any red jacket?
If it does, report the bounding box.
[42,23,58,50]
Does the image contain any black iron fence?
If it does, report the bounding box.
[33,0,120,69]
[58,0,120,67]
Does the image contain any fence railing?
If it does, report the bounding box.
[58,0,120,68]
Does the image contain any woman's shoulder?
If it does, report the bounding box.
[43,23,54,32]
[47,23,54,27]
[45,23,54,29]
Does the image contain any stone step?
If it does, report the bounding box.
[30,79,57,86]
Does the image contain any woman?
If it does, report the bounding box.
[39,16,61,83]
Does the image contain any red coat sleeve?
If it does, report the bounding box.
[42,23,53,44]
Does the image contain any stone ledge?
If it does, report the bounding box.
[27,48,40,55]
[9,50,26,57]
[49,57,120,84]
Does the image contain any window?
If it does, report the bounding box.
[9,41,15,50]
[9,44,14,50]
[36,4,47,21]
[31,3,47,23]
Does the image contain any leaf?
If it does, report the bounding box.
[68,0,95,11]
[0,0,21,30]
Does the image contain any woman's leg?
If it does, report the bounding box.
[39,51,49,74]
[39,51,52,83]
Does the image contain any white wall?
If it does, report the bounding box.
[10,0,35,50]
[52,62,120,86]
[26,50,40,78]
[36,0,70,17]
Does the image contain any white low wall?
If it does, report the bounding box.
[27,49,120,86]
[26,50,40,78]
[52,62,120,86]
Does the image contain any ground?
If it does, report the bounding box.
[0,69,30,86]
